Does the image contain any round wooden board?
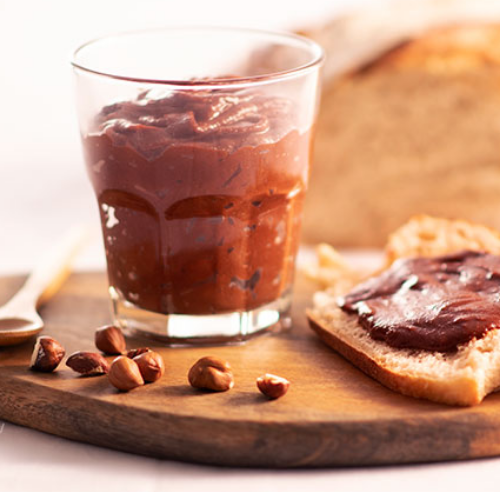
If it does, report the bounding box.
[2,272,500,467]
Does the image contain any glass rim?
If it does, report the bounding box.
[71,26,325,87]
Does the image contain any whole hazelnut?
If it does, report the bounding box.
[108,356,144,391]
[188,356,234,392]
[133,351,165,383]
[66,351,109,376]
[256,373,290,399]
[95,325,126,355]
[30,336,65,372]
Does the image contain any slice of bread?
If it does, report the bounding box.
[307,215,500,406]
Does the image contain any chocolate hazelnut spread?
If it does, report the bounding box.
[340,251,500,352]
[83,88,312,315]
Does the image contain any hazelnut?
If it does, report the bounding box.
[94,325,126,355]
[30,336,65,372]
[256,373,290,399]
[133,351,165,383]
[188,356,234,392]
[66,351,109,376]
[125,347,151,359]
[108,356,144,391]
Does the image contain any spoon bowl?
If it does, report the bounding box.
[0,312,43,346]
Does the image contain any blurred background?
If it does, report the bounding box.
[3,0,500,274]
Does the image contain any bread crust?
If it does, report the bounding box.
[385,214,500,266]
[307,310,483,406]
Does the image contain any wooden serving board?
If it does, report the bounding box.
[2,271,500,468]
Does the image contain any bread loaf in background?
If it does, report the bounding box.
[302,22,500,247]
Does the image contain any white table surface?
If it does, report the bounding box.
[1,0,500,491]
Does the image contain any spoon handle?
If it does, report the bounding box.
[11,226,90,310]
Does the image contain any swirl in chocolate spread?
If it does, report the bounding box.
[96,89,294,157]
[340,251,500,352]
[83,88,312,315]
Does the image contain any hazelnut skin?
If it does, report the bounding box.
[30,336,65,372]
[108,356,144,391]
[133,351,165,383]
[126,347,151,359]
[188,356,234,392]
[66,351,109,376]
[256,373,290,399]
[95,325,126,355]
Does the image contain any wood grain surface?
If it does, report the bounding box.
[1,271,500,467]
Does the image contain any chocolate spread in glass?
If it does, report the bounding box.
[340,251,500,352]
[83,88,311,315]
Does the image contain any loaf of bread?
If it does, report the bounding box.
[302,23,500,247]
[307,215,500,406]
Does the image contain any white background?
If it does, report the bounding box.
[1,0,499,492]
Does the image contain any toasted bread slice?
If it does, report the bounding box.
[308,215,500,406]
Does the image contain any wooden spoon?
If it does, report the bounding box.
[0,226,89,346]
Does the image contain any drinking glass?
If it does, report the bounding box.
[72,27,323,344]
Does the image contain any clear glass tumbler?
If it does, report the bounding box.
[72,27,323,345]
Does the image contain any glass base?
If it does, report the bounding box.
[109,286,293,346]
